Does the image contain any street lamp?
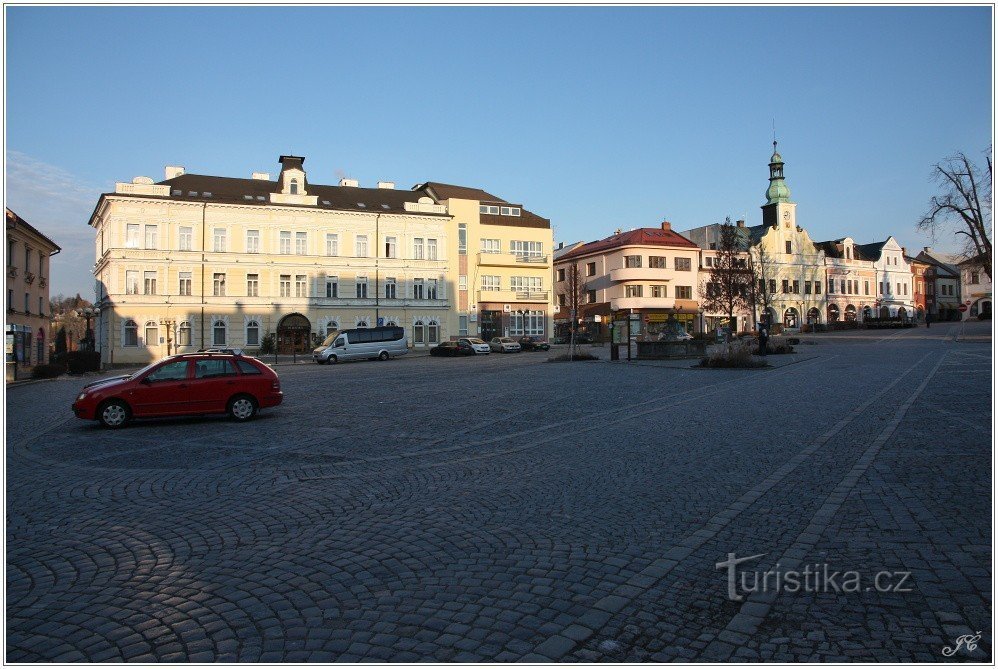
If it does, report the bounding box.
[77,306,100,352]
[159,318,176,356]
[515,309,529,341]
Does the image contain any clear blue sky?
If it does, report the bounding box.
[5,6,992,296]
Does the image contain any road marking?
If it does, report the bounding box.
[701,350,950,659]
[525,350,936,660]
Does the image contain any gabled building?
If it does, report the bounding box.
[813,237,877,323]
[915,247,963,321]
[856,237,914,319]
[957,254,992,320]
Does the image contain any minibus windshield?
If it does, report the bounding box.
[320,332,338,347]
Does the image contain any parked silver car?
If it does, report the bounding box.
[489,337,522,353]
[458,337,491,354]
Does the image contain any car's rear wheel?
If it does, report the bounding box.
[98,399,130,429]
[378,351,390,361]
[228,394,258,421]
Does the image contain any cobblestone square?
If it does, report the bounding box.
[6,322,992,662]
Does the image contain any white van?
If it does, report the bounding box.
[313,326,409,364]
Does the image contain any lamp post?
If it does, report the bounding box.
[77,306,100,352]
[516,309,529,342]
[159,318,176,356]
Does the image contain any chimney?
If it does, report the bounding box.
[164,166,185,180]
[901,246,907,257]
[924,246,931,253]
[736,219,745,228]
[614,228,622,235]
[252,172,271,181]
[339,178,359,187]
[661,220,672,232]
[377,181,395,190]
[557,242,564,250]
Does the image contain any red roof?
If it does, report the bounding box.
[558,227,699,262]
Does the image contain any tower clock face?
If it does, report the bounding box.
[783,210,791,221]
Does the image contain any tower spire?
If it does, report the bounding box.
[764,141,791,205]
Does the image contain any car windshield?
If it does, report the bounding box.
[500,338,514,343]
[130,359,173,379]
[468,338,485,344]
[319,332,338,347]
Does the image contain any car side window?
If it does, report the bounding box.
[334,337,345,347]
[146,360,189,382]
[194,359,238,379]
[235,360,263,375]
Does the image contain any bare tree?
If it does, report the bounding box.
[698,219,753,332]
[918,149,992,279]
[750,245,777,328]
[561,262,589,360]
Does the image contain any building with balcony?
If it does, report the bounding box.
[414,182,554,340]
[553,221,701,341]
[6,208,61,370]
[89,156,455,365]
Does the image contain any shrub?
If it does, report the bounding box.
[548,352,600,362]
[259,333,275,355]
[58,351,101,374]
[699,342,767,368]
[31,363,65,379]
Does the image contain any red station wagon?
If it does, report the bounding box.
[72,353,283,428]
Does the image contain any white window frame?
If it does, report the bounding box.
[247,274,259,297]
[126,224,140,249]
[326,233,339,256]
[245,320,260,347]
[143,270,157,295]
[179,271,192,296]
[280,274,291,298]
[213,227,226,253]
[356,276,368,298]
[279,231,292,254]
[481,275,501,291]
[480,239,500,254]
[326,277,338,298]
[295,274,307,297]
[246,229,260,253]
[355,235,368,258]
[145,225,158,249]
[179,226,193,251]
[295,232,307,255]
[125,270,140,295]
[427,238,438,260]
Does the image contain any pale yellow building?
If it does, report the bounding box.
[6,208,60,371]
[416,183,555,341]
[89,156,553,365]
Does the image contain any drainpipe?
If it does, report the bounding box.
[375,213,380,324]
[200,203,206,347]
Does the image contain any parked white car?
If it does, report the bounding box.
[489,337,522,353]
[458,337,491,354]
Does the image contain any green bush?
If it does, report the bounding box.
[259,333,275,355]
[31,363,66,379]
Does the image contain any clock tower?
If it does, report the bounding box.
[761,141,797,228]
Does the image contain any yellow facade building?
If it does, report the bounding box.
[6,208,61,371]
[89,156,553,365]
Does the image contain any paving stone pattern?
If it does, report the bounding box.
[6,322,992,661]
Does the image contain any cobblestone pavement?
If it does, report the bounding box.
[7,321,992,661]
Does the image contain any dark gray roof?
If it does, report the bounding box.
[855,241,887,262]
[139,173,450,216]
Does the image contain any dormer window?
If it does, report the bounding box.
[290,179,299,195]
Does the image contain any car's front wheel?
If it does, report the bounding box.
[378,351,390,361]
[98,399,130,429]
[227,394,258,422]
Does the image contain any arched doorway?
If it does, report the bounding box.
[806,307,820,326]
[916,307,925,322]
[783,307,799,328]
[844,305,857,322]
[879,306,890,319]
[897,307,907,321]
[277,313,311,354]
[863,306,873,321]
[827,304,840,323]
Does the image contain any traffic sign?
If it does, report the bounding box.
[959,304,969,312]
